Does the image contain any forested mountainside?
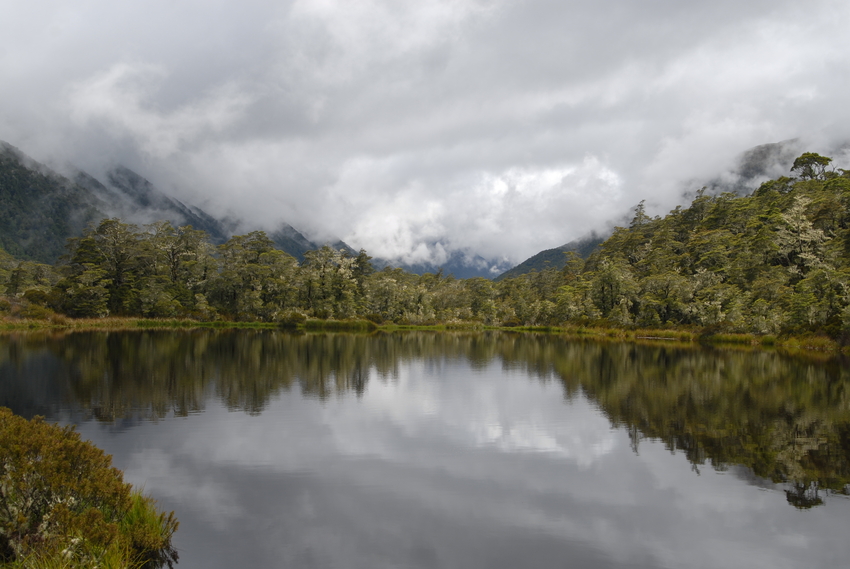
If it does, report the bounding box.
[562,152,850,336]
[0,143,103,262]
[0,141,339,264]
[2,151,850,339]
[495,233,604,281]
[498,140,806,281]
[73,165,231,245]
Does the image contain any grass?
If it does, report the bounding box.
[4,544,143,569]
[1,491,176,569]
[701,332,761,345]
[302,318,378,332]
[1,314,847,354]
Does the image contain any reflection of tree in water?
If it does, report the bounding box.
[29,330,503,416]
[500,337,850,509]
[3,330,850,508]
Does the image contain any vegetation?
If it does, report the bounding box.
[0,144,101,264]
[2,151,850,344]
[494,232,604,280]
[0,407,178,568]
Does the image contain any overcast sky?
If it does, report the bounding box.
[3,0,850,267]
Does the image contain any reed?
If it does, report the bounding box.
[302,318,379,332]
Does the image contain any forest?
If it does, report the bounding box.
[2,152,850,339]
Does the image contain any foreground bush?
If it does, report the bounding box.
[0,408,178,568]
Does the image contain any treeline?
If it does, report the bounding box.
[2,152,850,337]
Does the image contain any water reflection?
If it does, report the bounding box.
[1,330,849,511]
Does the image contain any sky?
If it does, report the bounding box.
[3,0,850,269]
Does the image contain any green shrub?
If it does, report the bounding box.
[277,311,307,329]
[303,318,377,332]
[0,408,178,568]
[18,303,52,320]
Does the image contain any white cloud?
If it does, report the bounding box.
[3,0,850,266]
[67,63,252,159]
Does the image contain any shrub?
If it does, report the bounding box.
[277,311,307,329]
[0,408,178,568]
[303,318,377,332]
[18,303,52,320]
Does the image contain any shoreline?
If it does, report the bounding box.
[1,316,844,354]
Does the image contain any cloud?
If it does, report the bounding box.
[2,0,850,265]
[67,63,252,158]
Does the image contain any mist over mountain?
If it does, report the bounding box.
[0,142,102,263]
[375,248,514,280]
[0,142,346,265]
[497,139,850,280]
[5,0,849,279]
[0,140,519,276]
[71,165,233,244]
[3,137,849,279]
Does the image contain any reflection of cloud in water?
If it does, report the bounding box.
[156,358,615,479]
[123,447,245,530]
[64,341,850,569]
[333,360,617,468]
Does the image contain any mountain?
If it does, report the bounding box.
[494,232,604,281]
[0,142,103,263]
[0,141,350,265]
[373,248,514,280]
[700,139,804,196]
[493,140,822,282]
[72,166,234,244]
[269,224,356,262]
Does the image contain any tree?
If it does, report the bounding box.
[300,246,358,318]
[776,195,829,278]
[94,219,149,313]
[590,258,637,323]
[211,231,292,320]
[791,152,832,181]
[629,200,652,228]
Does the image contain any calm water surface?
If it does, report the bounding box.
[1,330,849,569]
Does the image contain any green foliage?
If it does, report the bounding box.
[0,408,177,568]
[791,152,833,180]
[0,145,102,264]
[494,233,603,281]
[5,150,850,339]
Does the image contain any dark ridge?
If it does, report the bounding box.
[0,142,104,263]
[494,232,604,281]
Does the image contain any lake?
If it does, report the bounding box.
[1,330,849,568]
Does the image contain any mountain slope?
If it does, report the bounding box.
[73,166,233,244]
[0,141,350,265]
[372,248,514,280]
[0,142,104,263]
[495,232,604,281]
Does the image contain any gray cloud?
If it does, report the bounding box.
[3,0,850,265]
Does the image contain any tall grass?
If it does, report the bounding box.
[302,318,378,332]
[119,491,179,569]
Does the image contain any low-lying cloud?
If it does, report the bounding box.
[2,0,850,266]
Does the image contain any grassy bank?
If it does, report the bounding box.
[0,315,844,353]
[0,408,178,569]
